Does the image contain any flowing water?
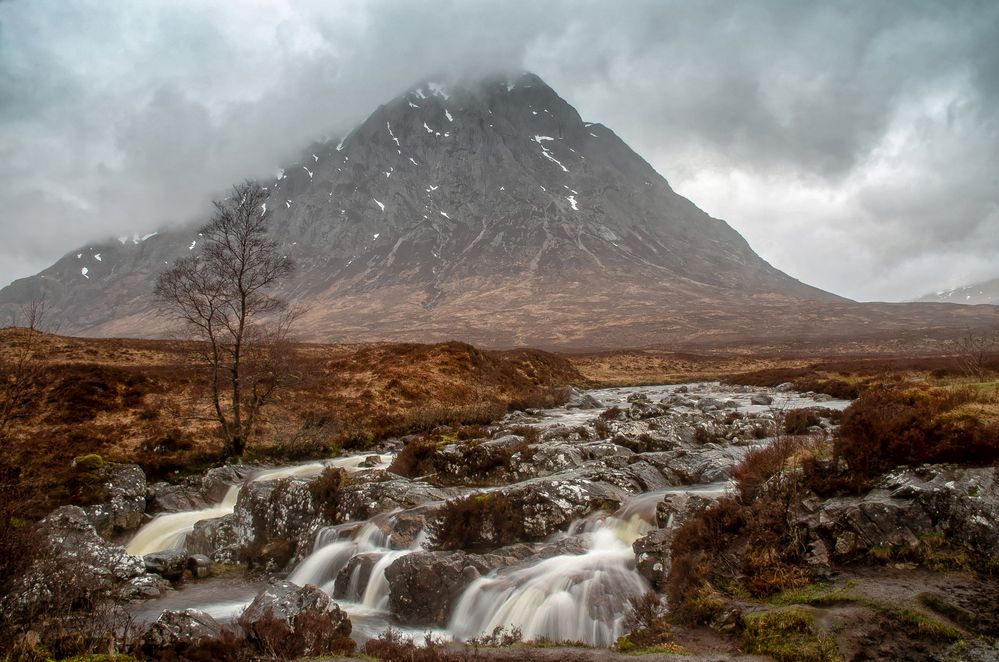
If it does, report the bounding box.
[126,454,389,556]
[127,382,851,645]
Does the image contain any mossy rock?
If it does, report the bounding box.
[73,453,105,471]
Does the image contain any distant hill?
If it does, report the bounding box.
[918,277,999,306]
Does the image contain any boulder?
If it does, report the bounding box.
[141,608,223,648]
[1,506,149,622]
[144,549,188,581]
[238,580,352,655]
[750,393,774,406]
[804,465,999,566]
[386,551,520,626]
[566,387,603,409]
[82,463,147,537]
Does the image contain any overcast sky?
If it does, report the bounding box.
[1,0,997,301]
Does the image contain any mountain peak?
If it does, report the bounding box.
[0,71,846,348]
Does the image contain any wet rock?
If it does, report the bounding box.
[750,393,773,406]
[82,463,146,538]
[144,549,188,581]
[141,608,223,648]
[641,446,742,484]
[239,580,351,654]
[634,493,718,588]
[361,454,383,467]
[333,552,381,601]
[775,382,795,392]
[2,506,148,621]
[567,387,603,409]
[187,513,243,564]
[509,477,628,539]
[386,551,520,626]
[148,464,251,514]
[187,554,211,579]
[804,465,999,566]
[656,493,714,529]
[336,477,451,522]
[633,528,672,589]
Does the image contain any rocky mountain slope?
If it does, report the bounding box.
[918,277,999,306]
[1,72,995,349]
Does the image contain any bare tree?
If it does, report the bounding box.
[955,326,997,382]
[155,182,295,457]
[0,298,49,441]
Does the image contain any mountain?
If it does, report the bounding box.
[918,277,999,306]
[1,72,995,350]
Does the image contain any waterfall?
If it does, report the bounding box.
[448,503,657,647]
[125,454,388,556]
[126,486,240,556]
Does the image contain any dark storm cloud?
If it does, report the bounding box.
[1,0,996,301]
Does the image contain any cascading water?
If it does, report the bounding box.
[448,501,656,647]
[126,454,387,556]
[125,382,853,648]
[126,485,241,555]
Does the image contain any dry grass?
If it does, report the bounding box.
[0,330,581,517]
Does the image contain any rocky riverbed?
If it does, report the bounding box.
[11,381,998,656]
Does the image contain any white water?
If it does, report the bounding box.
[448,496,658,647]
[126,485,240,555]
[127,382,852,646]
[126,454,388,556]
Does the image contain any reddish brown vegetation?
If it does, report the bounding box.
[429,493,526,551]
[0,330,581,517]
[836,385,999,478]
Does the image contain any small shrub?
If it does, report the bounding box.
[247,610,354,660]
[616,591,676,652]
[363,628,465,661]
[309,467,351,522]
[594,418,611,439]
[836,385,999,477]
[783,409,821,435]
[429,493,525,551]
[599,406,626,420]
[470,625,523,647]
[387,437,439,478]
[508,425,540,444]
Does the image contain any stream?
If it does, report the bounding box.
[125,382,850,646]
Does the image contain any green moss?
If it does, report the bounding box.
[742,608,839,662]
[878,606,962,642]
[72,453,104,471]
[770,581,858,607]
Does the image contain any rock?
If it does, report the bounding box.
[82,463,147,537]
[750,393,773,406]
[361,454,383,467]
[147,482,211,513]
[238,580,351,655]
[804,465,999,567]
[775,382,795,392]
[144,549,188,581]
[333,552,382,600]
[656,493,714,529]
[386,551,520,625]
[566,387,603,409]
[633,528,673,589]
[1,505,148,622]
[141,608,223,648]
[187,554,211,579]
[187,514,243,564]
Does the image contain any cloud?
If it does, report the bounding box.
[0,0,996,301]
